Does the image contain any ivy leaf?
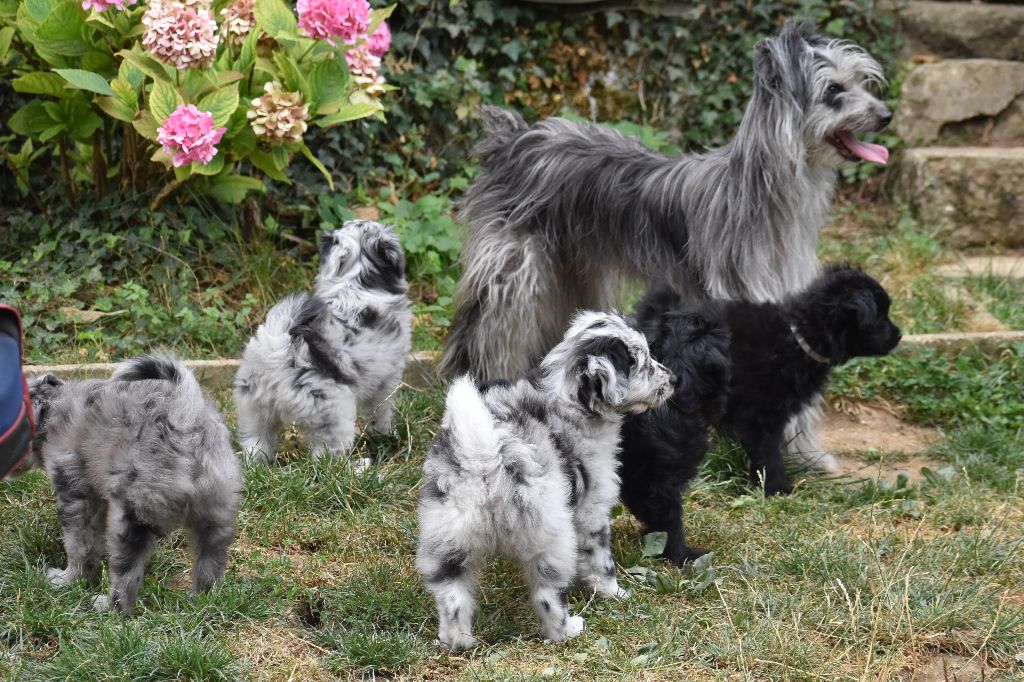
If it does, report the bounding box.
[641,532,667,558]
[472,1,494,25]
[148,79,183,124]
[254,0,297,40]
[198,85,239,128]
[499,40,523,62]
[54,68,115,96]
[12,72,65,97]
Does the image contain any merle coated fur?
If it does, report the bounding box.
[441,20,892,474]
[234,219,413,468]
[26,353,242,614]
[417,311,674,651]
[619,265,901,564]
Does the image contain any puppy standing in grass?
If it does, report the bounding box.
[620,265,902,565]
[235,219,412,468]
[417,311,675,651]
[27,353,242,614]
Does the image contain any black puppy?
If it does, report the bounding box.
[620,265,902,564]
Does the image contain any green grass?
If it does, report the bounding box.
[3,354,1024,680]
[966,275,1024,330]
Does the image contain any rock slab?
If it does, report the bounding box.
[899,1,1024,61]
[894,147,1024,247]
[895,60,1024,145]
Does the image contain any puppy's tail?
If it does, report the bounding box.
[112,352,204,404]
[441,376,502,473]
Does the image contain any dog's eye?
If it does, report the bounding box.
[824,82,845,99]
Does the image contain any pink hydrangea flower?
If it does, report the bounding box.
[142,1,220,71]
[221,0,255,46]
[367,20,390,57]
[82,0,136,12]
[296,0,370,47]
[345,44,386,95]
[156,104,227,167]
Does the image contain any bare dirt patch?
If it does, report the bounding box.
[822,403,944,483]
[903,654,989,682]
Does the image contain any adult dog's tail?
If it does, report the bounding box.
[112,351,205,407]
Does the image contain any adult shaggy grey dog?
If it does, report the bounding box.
[27,353,242,614]
[234,219,412,469]
[418,311,674,651]
[441,20,891,472]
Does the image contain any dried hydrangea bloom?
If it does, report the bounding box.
[367,21,390,58]
[247,81,310,145]
[296,0,370,47]
[142,1,220,71]
[156,104,227,167]
[345,44,386,95]
[220,0,255,46]
[82,0,136,12]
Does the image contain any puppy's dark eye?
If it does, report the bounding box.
[824,82,845,99]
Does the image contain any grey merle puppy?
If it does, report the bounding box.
[441,20,892,473]
[417,311,674,651]
[235,219,412,468]
[27,353,242,614]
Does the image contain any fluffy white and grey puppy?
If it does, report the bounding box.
[234,219,413,468]
[27,353,242,615]
[417,311,675,651]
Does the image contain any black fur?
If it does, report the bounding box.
[288,294,354,384]
[619,265,901,564]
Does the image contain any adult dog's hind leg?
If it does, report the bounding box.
[785,397,838,473]
[442,233,567,382]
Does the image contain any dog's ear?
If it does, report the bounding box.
[845,289,878,329]
[374,236,406,277]
[575,337,632,413]
[318,232,335,263]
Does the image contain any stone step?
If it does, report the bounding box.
[895,59,1024,146]
[934,254,1024,278]
[893,146,1024,247]
[898,1,1024,60]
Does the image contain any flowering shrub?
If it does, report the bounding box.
[1,0,395,205]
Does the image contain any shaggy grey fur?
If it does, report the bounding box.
[27,353,242,614]
[418,311,674,650]
[441,21,891,472]
[234,219,413,468]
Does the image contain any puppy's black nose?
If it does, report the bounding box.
[877,109,893,131]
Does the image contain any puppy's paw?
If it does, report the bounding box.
[91,594,110,612]
[564,615,585,639]
[353,457,373,475]
[438,632,480,652]
[46,567,71,587]
[664,545,708,566]
[764,479,794,496]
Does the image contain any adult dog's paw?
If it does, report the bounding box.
[438,632,480,652]
[45,567,71,587]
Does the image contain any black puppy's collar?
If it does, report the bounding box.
[789,323,830,365]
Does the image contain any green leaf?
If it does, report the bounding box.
[0,27,15,63]
[132,110,159,141]
[96,96,135,122]
[8,101,58,136]
[110,78,138,109]
[35,0,87,56]
[299,143,333,190]
[308,59,346,115]
[272,52,309,100]
[148,79,183,123]
[198,85,239,128]
[12,71,65,97]
[54,68,115,96]
[315,101,381,126]
[203,174,265,203]
[641,532,667,558]
[249,148,290,182]
[254,0,297,39]
[191,152,225,176]
[116,49,171,83]
[118,58,145,90]
[366,4,395,38]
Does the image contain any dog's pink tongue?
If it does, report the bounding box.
[839,131,889,165]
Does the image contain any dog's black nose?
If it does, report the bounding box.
[877,109,893,130]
